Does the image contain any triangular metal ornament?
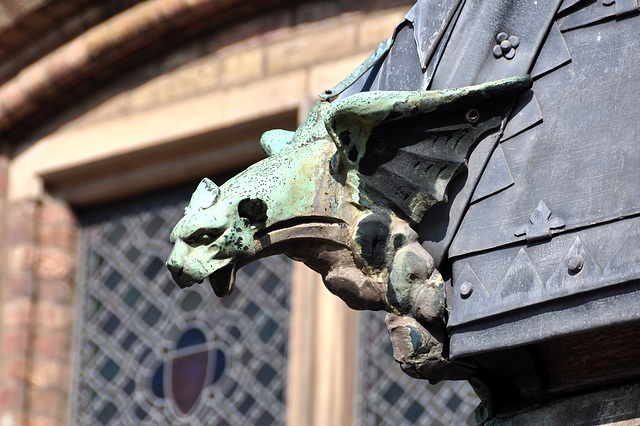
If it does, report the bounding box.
[498,248,545,299]
[546,236,602,291]
[501,90,543,142]
[530,22,572,80]
[471,144,514,203]
[514,200,565,242]
[604,221,640,278]
[449,262,491,327]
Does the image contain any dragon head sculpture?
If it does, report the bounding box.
[167,177,260,295]
[166,75,531,381]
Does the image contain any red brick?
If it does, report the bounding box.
[0,171,7,193]
[38,279,74,303]
[33,333,71,360]
[6,220,36,245]
[4,274,34,298]
[2,298,32,328]
[56,364,71,393]
[29,358,64,389]
[60,37,89,75]
[7,245,35,276]
[36,248,75,281]
[39,224,78,251]
[0,384,22,408]
[28,389,64,418]
[7,413,29,426]
[35,302,72,332]
[39,201,76,227]
[18,62,56,101]
[45,50,72,85]
[0,329,29,354]
[0,356,27,382]
[30,416,65,426]
[0,81,31,118]
[8,201,37,222]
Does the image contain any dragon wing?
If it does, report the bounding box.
[324,75,532,225]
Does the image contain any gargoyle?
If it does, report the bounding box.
[166,75,531,382]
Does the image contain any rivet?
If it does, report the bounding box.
[493,32,519,60]
[460,281,473,298]
[324,89,332,95]
[466,109,480,123]
[567,255,584,274]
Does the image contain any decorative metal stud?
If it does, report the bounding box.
[567,255,584,274]
[466,109,480,123]
[493,32,520,60]
[460,281,474,298]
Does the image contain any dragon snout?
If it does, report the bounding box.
[166,258,186,286]
[166,256,201,288]
[165,257,180,274]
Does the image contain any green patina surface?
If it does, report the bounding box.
[166,75,531,383]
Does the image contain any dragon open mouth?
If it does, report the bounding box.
[208,262,237,297]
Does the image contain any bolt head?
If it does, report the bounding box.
[466,109,480,123]
[568,255,584,274]
[460,281,473,298]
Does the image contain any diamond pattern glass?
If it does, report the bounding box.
[71,185,291,425]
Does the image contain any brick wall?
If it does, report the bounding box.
[0,191,77,426]
[68,2,411,129]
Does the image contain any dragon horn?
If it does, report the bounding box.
[190,178,219,210]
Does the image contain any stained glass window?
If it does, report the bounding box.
[71,185,291,425]
[357,311,480,425]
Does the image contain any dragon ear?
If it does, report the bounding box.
[189,178,219,210]
[260,129,295,156]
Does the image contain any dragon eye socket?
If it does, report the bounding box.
[185,229,222,246]
[238,198,268,224]
[199,234,214,243]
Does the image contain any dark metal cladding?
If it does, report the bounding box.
[448,13,640,354]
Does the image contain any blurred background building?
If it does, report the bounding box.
[0,0,478,424]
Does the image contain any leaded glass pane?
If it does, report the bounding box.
[357,311,480,425]
[72,186,290,425]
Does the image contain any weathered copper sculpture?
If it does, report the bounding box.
[167,76,530,382]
